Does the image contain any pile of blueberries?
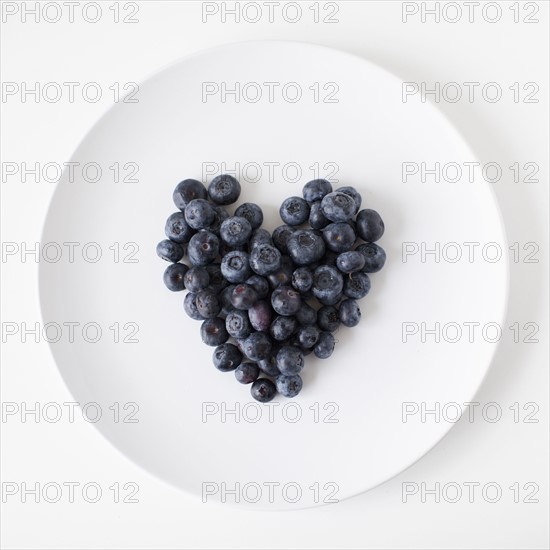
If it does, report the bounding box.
[157,174,386,402]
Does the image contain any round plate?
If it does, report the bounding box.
[40,41,508,509]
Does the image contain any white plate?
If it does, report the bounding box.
[40,41,508,510]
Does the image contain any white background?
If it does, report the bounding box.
[1,1,548,549]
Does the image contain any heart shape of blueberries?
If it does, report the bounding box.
[157,175,386,402]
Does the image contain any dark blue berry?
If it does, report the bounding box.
[200,317,229,346]
[356,242,386,273]
[322,222,356,253]
[235,202,264,230]
[156,239,184,263]
[279,196,310,226]
[339,299,361,327]
[296,324,320,349]
[343,271,371,299]
[336,186,362,214]
[248,228,273,250]
[248,300,273,332]
[302,179,332,203]
[165,212,195,244]
[312,265,343,304]
[187,230,219,266]
[309,200,330,230]
[220,216,252,247]
[230,284,258,310]
[270,315,297,341]
[267,262,294,289]
[213,343,242,372]
[276,374,303,397]
[183,292,204,320]
[250,378,277,402]
[314,332,335,359]
[271,286,302,316]
[195,290,221,318]
[208,204,230,236]
[249,243,282,276]
[276,345,304,375]
[321,191,357,222]
[220,250,252,283]
[225,309,252,339]
[184,266,209,292]
[173,179,207,210]
[356,209,384,242]
[317,305,340,332]
[292,267,313,293]
[220,284,237,316]
[287,229,326,266]
[245,275,270,299]
[241,331,272,362]
[257,354,282,377]
[336,251,366,274]
[184,199,216,230]
[272,225,296,255]
[206,263,228,293]
[295,302,317,326]
[235,362,260,384]
[163,262,188,291]
[208,174,241,205]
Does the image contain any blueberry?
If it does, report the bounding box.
[292,267,313,293]
[339,299,361,327]
[184,266,210,292]
[241,331,272,362]
[184,199,216,230]
[322,222,356,253]
[249,228,273,250]
[257,354,282,377]
[296,324,320,349]
[156,239,184,263]
[317,305,340,332]
[312,265,343,304]
[235,202,264,230]
[183,292,204,320]
[287,230,326,266]
[230,284,258,310]
[220,284,237,316]
[165,212,195,244]
[322,250,339,267]
[208,174,241,205]
[225,309,252,339]
[302,179,332,203]
[173,179,207,210]
[309,200,330,230]
[205,263,229,293]
[356,209,384,242]
[248,300,273,332]
[272,225,296,255]
[208,204,230,236]
[235,362,260,384]
[343,271,371,299]
[276,345,304,375]
[276,374,303,398]
[321,191,357,222]
[336,186,362,214]
[267,262,294,289]
[356,242,386,273]
[187,230,219,266]
[270,315,298,341]
[271,286,302,316]
[279,196,310,226]
[245,275,270,299]
[314,332,335,359]
[213,343,242,372]
[295,302,317,326]
[336,251,365,274]
[220,250,252,283]
[220,216,252,247]
[249,243,282,276]
[200,317,229,346]
[195,290,221,318]
[250,378,277,403]
[163,263,188,291]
